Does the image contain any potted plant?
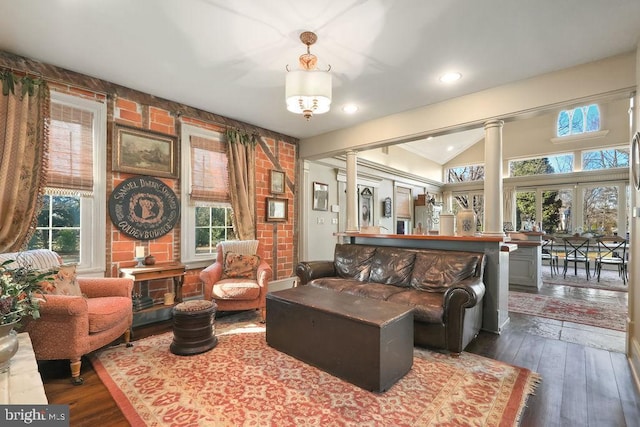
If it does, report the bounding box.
[0,259,53,371]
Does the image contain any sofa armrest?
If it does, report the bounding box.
[78,278,133,299]
[200,262,223,286]
[295,261,336,286]
[443,277,485,312]
[256,260,273,288]
[38,294,88,317]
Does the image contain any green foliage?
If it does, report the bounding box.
[225,128,258,145]
[0,70,43,97]
[54,230,78,253]
[0,259,54,325]
[510,157,554,177]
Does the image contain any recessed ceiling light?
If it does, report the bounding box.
[447,146,454,151]
[439,72,462,83]
[342,104,359,114]
[426,136,434,140]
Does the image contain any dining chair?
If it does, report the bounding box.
[541,236,559,276]
[562,236,591,279]
[595,236,628,285]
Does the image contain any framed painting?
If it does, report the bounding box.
[270,170,285,194]
[113,124,179,178]
[312,182,329,211]
[266,197,288,222]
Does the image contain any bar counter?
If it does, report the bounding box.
[335,232,514,334]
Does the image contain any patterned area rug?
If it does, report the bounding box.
[90,321,540,426]
[509,291,627,331]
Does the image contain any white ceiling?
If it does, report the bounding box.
[1,0,639,164]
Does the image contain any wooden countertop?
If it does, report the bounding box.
[335,232,507,243]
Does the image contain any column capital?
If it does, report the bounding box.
[484,119,504,130]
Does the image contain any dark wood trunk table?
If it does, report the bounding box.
[266,286,414,392]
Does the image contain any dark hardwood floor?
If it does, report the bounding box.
[39,283,640,427]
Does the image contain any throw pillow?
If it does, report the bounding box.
[41,264,83,296]
[222,252,261,280]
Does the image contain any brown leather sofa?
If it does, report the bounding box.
[296,244,486,354]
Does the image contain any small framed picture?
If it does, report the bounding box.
[312,182,329,211]
[270,170,285,194]
[266,197,288,222]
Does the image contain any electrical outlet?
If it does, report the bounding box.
[317,217,325,224]
[331,218,338,224]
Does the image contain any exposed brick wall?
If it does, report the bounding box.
[0,51,299,305]
[49,84,297,302]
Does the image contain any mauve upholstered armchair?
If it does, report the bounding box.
[199,240,272,322]
[0,249,133,385]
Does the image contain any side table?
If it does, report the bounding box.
[0,333,48,404]
[120,262,186,303]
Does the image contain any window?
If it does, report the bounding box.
[28,91,106,273]
[557,104,600,137]
[447,164,485,183]
[31,195,81,263]
[509,154,573,177]
[180,124,235,264]
[195,206,236,255]
[541,188,572,234]
[582,147,629,171]
[582,185,619,235]
[395,185,412,234]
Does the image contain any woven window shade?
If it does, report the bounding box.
[190,135,230,203]
[395,186,412,219]
[47,103,94,194]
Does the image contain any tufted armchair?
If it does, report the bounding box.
[0,249,133,385]
[199,240,272,321]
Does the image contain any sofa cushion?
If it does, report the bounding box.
[222,252,260,279]
[212,279,261,300]
[87,296,131,334]
[334,244,376,281]
[387,289,445,323]
[310,279,405,300]
[410,252,481,292]
[368,247,415,287]
[309,277,363,292]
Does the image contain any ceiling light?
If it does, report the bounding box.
[342,104,358,114]
[439,72,462,83]
[285,31,332,121]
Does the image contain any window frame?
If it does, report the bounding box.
[180,123,232,267]
[47,91,107,275]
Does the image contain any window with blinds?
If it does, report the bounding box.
[190,134,229,203]
[48,103,94,194]
[395,186,412,219]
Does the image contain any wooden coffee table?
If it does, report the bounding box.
[266,286,414,392]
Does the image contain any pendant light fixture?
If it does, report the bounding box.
[285,31,332,121]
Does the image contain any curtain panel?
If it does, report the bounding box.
[225,129,256,240]
[0,72,50,252]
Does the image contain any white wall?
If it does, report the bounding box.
[305,162,341,261]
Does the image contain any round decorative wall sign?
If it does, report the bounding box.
[109,176,180,241]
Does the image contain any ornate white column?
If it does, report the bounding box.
[345,150,359,232]
[483,120,505,237]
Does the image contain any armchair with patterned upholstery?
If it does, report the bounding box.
[0,249,133,385]
[199,240,272,321]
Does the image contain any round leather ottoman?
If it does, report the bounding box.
[170,300,218,356]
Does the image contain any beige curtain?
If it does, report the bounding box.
[225,129,256,240]
[0,72,50,252]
